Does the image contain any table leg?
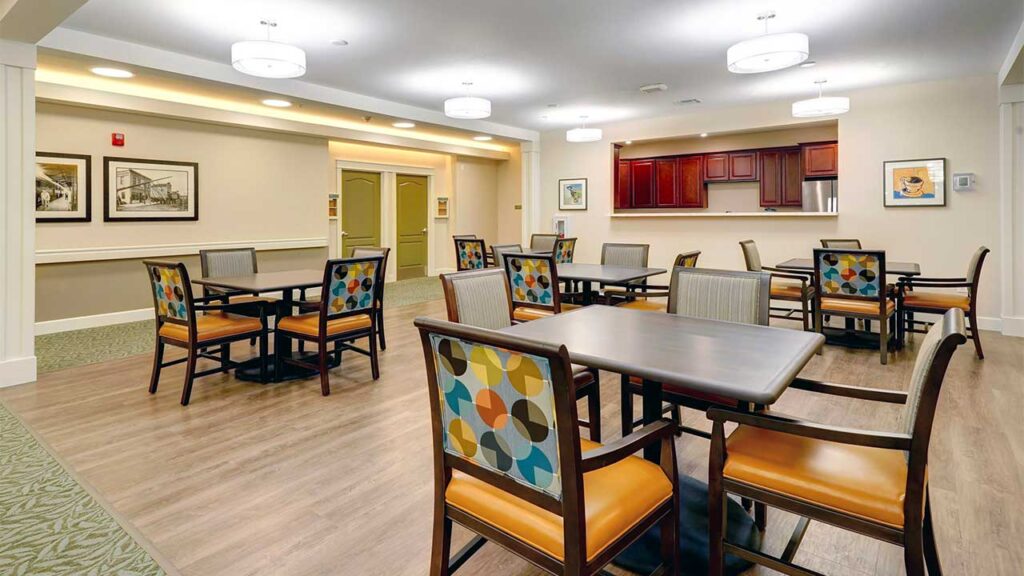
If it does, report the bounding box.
[274,288,293,382]
[581,280,593,306]
[641,378,663,462]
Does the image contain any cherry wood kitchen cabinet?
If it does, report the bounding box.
[676,155,706,208]
[760,147,802,207]
[630,160,656,208]
[655,159,678,207]
[615,159,631,209]
[782,148,803,205]
[729,151,759,181]
[802,141,838,178]
[704,153,729,181]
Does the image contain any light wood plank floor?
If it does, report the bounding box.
[2,299,1022,575]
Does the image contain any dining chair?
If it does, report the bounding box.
[455,238,488,271]
[415,317,680,576]
[351,246,391,351]
[491,243,524,271]
[620,267,770,438]
[739,239,815,331]
[144,260,268,406]
[707,308,968,576]
[529,233,560,253]
[452,234,478,239]
[813,248,896,364]
[820,238,863,249]
[502,252,579,322]
[553,237,577,263]
[276,255,383,395]
[199,247,278,345]
[619,251,701,313]
[439,268,602,441]
[899,246,989,358]
[599,243,651,304]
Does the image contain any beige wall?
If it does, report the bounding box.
[454,156,499,238]
[622,123,838,159]
[540,75,1002,320]
[496,145,523,245]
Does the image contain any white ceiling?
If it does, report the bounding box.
[53,0,1023,131]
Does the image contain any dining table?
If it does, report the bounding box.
[775,257,921,277]
[554,262,666,305]
[503,305,824,575]
[193,269,325,383]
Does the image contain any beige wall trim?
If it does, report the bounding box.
[36,237,329,264]
[0,357,36,389]
[35,307,152,336]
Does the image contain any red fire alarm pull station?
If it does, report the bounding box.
[111,133,125,146]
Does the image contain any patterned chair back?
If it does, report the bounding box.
[144,261,194,327]
[455,238,488,271]
[813,248,887,302]
[966,246,990,295]
[440,269,513,330]
[351,247,391,294]
[416,317,577,504]
[320,256,383,320]
[667,267,770,325]
[491,244,523,270]
[199,248,257,278]
[453,234,478,240]
[674,250,701,268]
[820,239,863,249]
[553,238,576,264]
[529,234,559,253]
[503,253,562,314]
[601,243,649,268]
[738,240,763,272]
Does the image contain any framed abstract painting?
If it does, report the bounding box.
[883,158,946,207]
[558,178,588,210]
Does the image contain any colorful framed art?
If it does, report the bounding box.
[883,158,946,207]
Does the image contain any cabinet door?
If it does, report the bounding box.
[782,148,803,206]
[704,153,729,181]
[630,160,655,208]
[803,142,838,177]
[759,150,781,207]
[655,159,678,207]
[677,155,706,208]
[615,160,632,209]
[730,151,759,181]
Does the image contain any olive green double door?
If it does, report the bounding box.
[340,170,428,280]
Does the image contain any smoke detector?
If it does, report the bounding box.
[675,98,702,106]
[640,83,668,94]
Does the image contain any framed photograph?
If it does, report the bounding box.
[36,153,91,223]
[883,158,946,207]
[558,178,588,211]
[436,196,449,218]
[104,157,199,221]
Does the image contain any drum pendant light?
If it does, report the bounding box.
[444,82,492,119]
[792,80,850,118]
[566,116,602,143]
[232,20,307,79]
[727,12,809,74]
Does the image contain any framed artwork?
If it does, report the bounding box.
[436,196,449,218]
[36,152,91,223]
[883,158,946,207]
[104,157,199,221]
[558,178,588,211]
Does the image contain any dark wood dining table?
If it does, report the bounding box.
[555,263,666,305]
[775,257,921,277]
[503,305,824,575]
[194,270,324,382]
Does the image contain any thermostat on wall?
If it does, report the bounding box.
[952,172,975,192]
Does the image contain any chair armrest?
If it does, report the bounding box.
[789,377,908,404]
[764,266,812,279]
[706,407,911,450]
[899,281,971,289]
[900,276,966,283]
[580,420,675,472]
[194,302,268,321]
[768,271,812,284]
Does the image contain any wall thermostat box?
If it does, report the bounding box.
[952,172,975,192]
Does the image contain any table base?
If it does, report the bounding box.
[612,475,759,576]
[822,327,899,350]
[234,353,340,383]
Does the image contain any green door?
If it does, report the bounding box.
[341,170,381,255]
[396,174,428,280]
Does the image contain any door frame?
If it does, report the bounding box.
[336,160,435,283]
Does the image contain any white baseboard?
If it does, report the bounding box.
[35,308,153,335]
[977,316,1003,332]
[1000,316,1024,337]
[0,356,38,388]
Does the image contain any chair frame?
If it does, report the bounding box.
[351,246,392,351]
[490,243,524,271]
[898,247,989,359]
[812,248,895,364]
[454,237,489,271]
[199,247,272,346]
[415,317,680,576]
[278,255,384,395]
[599,243,652,304]
[820,238,863,249]
[707,309,968,576]
[615,251,701,303]
[144,260,268,406]
[739,240,815,331]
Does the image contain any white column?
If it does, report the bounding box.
[0,39,36,387]
[998,87,1024,337]
[520,139,542,242]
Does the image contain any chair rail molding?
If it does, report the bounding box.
[36,237,329,264]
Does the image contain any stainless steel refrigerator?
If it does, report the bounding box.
[802,179,838,212]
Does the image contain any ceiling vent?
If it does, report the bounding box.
[639,83,668,94]
[675,98,702,105]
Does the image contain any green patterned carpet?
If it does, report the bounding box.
[0,403,165,575]
[36,276,444,374]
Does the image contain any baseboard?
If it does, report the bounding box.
[0,356,38,388]
[1000,316,1024,337]
[977,316,1003,333]
[35,308,153,336]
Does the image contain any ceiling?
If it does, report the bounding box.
[51,0,1024,131]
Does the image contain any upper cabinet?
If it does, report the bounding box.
[760,148,803,207]
[705,153,729,181]
[630,160,656,208]
[677,155,706,208]
[802,142,838,178]
[655,159,678,207]
[704,151,758,182]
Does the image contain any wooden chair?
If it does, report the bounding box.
[144,260,268,406]
[598,243,651,304]
[813,248,896,364]
[455,238,488,271]
[899,246,989,359]
[552,237,576,263]
[739,239,815,331]
[439,268,601,441]
[529,233,560,253]
[502,252,579,322]
[351,246,391,351]
[415,317,680,576]
[276,255,383,395]
[491,243,523,271]
[707,308,969,576]
[199,247,278,345]
[620,267,771,439]
[820,238,863,249]
[619,251,701,313]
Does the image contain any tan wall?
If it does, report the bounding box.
[621,123,838,159]
[496,145,523,245]
[454,156,499,238]
[540,75,1002,319]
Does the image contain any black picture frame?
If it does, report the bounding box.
[103,157,199,222]
[36,152,92,223]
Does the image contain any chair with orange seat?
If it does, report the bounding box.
[143,260,268,406]
[501,252,579,323]
[415,317,680,576]
[618,250,701,313]
[199,247,279,346]
[707,308,968,575]
[739,239,815,331]
[276,255,383,395]
[351,246,391,350]
[820,238,863,249]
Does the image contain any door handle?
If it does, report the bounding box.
[341,231,349,237]
[421,228,427,234]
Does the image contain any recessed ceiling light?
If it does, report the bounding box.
[700,132,709,138]
[800,60,817,68]
[624,140,633,145]
[90,67,133,78]
[331,39,349,46]
[261,98,292,108]
[473,135,493,141]
[392,121,416,128]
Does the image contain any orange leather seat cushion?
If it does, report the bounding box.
[821,298,895,316]
[277,313,372,338]
[619,299,667,313]
[903,291,970,312]
[159,312,262,343]
[512,303,579,323]
[627,375,737,407]
[445,439,671,562]
[771,282,810,300]
[724,425,910,528]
